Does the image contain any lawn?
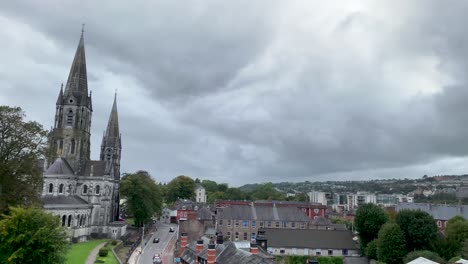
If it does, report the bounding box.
[95,244,120,264]
[66,239,107,264]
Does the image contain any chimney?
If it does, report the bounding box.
[256,230,267,250]
[180,232,188,254]
[216,232,224,245]
[250,241,258,255]
[207,242,216,264]
[195,240,203,264]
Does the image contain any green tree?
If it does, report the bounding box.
[0,207,69,263]
[225,188,245,200]
[365,239,378,260]
[201,180,218,193]
[250,183,286,200]
[355,203,388,248]
[120,171,162,226]
[396,209,438,251]
[403,250,444,264]
[462,240,468,259]
[446,216,468,245]
[0,106,47,212]
[165,175,196,203]
[377,223,407,264]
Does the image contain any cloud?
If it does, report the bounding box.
[1,1,468,186]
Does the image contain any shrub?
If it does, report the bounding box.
[94,260,105,263]
[98,248,109,257]
[111,240,118,246]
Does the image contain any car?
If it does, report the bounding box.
[169,227,175,232]
[153,237,159,243]
[153,254,162,264]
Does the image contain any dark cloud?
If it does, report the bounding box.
[1,1,468,186]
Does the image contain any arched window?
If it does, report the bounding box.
[48,183,53,193]
[83,185,88,194]
[83,215,87,227]
[67,215,72,227]
[59,184,64,194]
[71,139,75,154]
[62,215,66,227]
[106,148,112,161]
[66,109,73,126]
[95,185,100,195]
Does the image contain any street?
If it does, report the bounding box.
[137,222,177,264]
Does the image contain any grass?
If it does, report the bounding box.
[125,218,135,226]
[95,243,119,264]
[66,239,107,264]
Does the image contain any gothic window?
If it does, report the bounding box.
[48,183,53,193]
[71,139,75,154]
[59,140,63,154]
[83,185,88,194]
[96,185,100,195]
[106,148,112,161]
[67,215,72,227]
[62,215,66,227]
[66,110,73,126]
[59,184,64,194]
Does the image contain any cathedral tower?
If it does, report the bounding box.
[48,29,92,174]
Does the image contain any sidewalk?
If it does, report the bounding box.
[85,242,107,264]
[127,245,142,264]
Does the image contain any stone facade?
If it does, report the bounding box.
[41,30,125,242]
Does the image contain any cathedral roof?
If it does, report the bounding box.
[105,93,120,139]
[44,158,75,175]
[42,195,90,207]
[64,29,88,105]
[83,160,107,176]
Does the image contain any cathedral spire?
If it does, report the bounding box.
[105,92,120,138]
[64,28,88,97]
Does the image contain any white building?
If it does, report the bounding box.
[196,185,207,203]
[308,191,328,206]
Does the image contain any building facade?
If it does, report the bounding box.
[41,30,125,242]
[196,185,207,203]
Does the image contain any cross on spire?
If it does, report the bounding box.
[81,23,85,33]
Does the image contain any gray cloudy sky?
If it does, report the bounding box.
[1,1,468,186]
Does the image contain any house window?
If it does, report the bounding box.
[48,183,53,193]
[251,232,256,240]
[342,249,348,256]
[437,221,441,227]
[96,185,100,194]
[252,221,256,228]
[328,250,333,256]
[280,249,285,254]
[316,251,321,256]
[83,185,88,194]
[235,232,239,240]
[243,220,249,228]
[244,232,248,240]
[259,221,264,227]
[267,221,271,227]
[275,222,280,228]
[300,222,305,229]
[235,221,239,228]
[291,222,296,228]
[59,184,64,194]
[227,232,231,238]
[227,220,231,227]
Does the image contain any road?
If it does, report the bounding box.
[138,222,177,264]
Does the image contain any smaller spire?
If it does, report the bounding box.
[56,83,63,105]
[105,94,120,138]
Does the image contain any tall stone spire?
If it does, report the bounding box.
[64,27,88,99]
[105,93,120,138]
[100,92,122,179]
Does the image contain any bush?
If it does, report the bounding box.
[98,248,109,257]
[111,240,118,246]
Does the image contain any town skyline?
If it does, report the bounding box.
[2,1,468,186]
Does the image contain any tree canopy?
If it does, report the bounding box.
[403,250,444,264]
[396,209,438,251]
[120,171,162,226]
[377,222,407,264]
[165,175,196,203]
[355,203,388,248]
[0,106,47,212]
[0,207,69,263]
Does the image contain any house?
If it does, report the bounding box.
[216,204,312,241]
[406,257,439,264]
[257,228,359,257]
[455,259,468,264]
[396,203,468,229]
[196,185,207,203]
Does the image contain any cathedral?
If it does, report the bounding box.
[41,29,126,242]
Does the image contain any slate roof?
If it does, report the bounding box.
[262,228,358,250]
[197,207,213,220]
[83,160,107,176]
[217,205,310,222]
[42,195,90,206]
[44,158,75,175]
[396,203,468,220]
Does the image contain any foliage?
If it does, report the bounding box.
[355,203,388,248]
[462,240,468,259]
[377,223,407,264]
[249,182,286,200]
[403,250,444,264]
[274,255,342,264]
[430,236,460,261]
[0,207,69,264]
[98,248,108,257]
[111,240,118,246]
[365,239,378,260]
[165,175,196,203]
[396,209,438,251]
[330,216,353,230]
[0,106,47,212]
[120,171,162,226]
[445,216,468,249]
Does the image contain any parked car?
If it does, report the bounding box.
[169,227,175,232]
[153,254,162,264]
[153,237,159,243]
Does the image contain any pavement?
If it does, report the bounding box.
[127,222,177,264]
[85,242,107,264]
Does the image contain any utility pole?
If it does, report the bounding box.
[141,223,145,249]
